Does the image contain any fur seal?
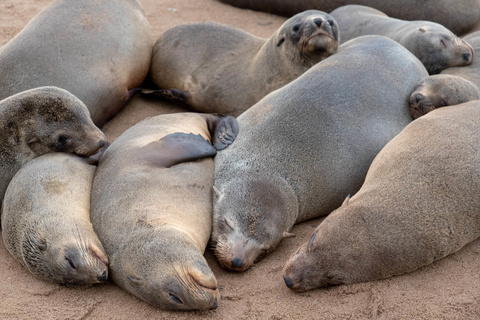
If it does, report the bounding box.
[149,10,339,116]
[0,0,152,126]
[90,113,238,310]
[409,31,480,118]
[1,153,108,286]
[283,101,480,291]
[0,86,107,205]
[211,35,428,272]
[216,0,480,36]
[330,5,474,74]
[409,75,480,119]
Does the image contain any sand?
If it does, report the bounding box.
[0,1,479,319]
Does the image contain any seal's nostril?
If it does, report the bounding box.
[413,92,424,104]
[284,277,294,288]
[463,53,471,62]
[313,18,323,27]
[98,140,106,148]
[98,270,107,282]
[210,298,218,310]
[231,257,243,269]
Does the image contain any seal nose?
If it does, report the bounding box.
[284,277,294,288]
[463,53,472,63]
[411,92,424,104]
[313,18,323,28]
[98,270,107,283]
[98,140,106,149]
[210,298,218,310]
[231,257,244,269]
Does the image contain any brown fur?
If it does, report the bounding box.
[149,10,339,116]
[330,5,474,74]
[283,102,480,291]
[0,86,106,205]
[211,36,428,272]
[90,113,237,310]
[1,153,108,286]
[217,0,480,36]
[0,0,152,126]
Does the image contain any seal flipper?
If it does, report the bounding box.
[138,133,217,168]
[204,115,239,150]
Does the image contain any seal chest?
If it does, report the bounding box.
[283,101,480,291]
[149,10,339,116]
[212,35,428,272]
[1,153,108,286]
[90,112,237,310]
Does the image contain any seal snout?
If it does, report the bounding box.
[231,257,244,269]
[284,276,294,288]
[97,270,108,283]
[210,298,218,310]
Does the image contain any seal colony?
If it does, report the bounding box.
[149,10,339,116]
[330,5,474,74]
[1,153,108,286]
[0,0,153,126]
[211,35,428,272]
[90,113,237,310]
[283,101,480,292]
[0,86,107,205]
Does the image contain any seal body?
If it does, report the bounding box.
[0,0,152,126]
[212,35,428,272]
[90,113,237,310]
[409,31,480,118]
[217,0,480,36]
[0,86,107,205]
[283,101,480,291]
[1,153,108,286]
[150,10,339,116]
[330,5,474,74]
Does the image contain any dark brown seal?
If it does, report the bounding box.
[0,86,107,205]
[330,5,474,74]
[216,0,480,36]
[90,113,237,310]
[0,0,152,126]
[211,35,428,272]
[283,101,480,291]
[1,153,108,286]
[149,10,339,116]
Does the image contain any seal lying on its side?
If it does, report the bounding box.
[283,101,480,291]
[1,153,108,286]
[211,35,428,272]
[90,113,238,310]
[330,5,474,74]
[0,0,152,126]
[0,86,107,204]
[216,0,480,36]
[149,10,339,116]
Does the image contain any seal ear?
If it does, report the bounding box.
[283,231,296,238]
[204,115,238,151]
[277,36,286,47]
[419,27,427,33]
[27,136,40,146]
[213,186,224,201]
[341,195,351,208]
[137,132,217,168]
[33,238,47,251]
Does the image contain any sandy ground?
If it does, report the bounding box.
[0,1,479,319]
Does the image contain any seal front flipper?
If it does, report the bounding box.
[138,133,217,168]
[204,115,239,150]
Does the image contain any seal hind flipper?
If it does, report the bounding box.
[138,132,217,168]
[204,115,239,151]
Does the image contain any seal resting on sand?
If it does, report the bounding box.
[149,10,339,116]
[283,101,480,291]
[0,0,152,126]
[330,5,474,74]
[1,153,109,286]
[211,35,428,272]
[90,113,237,310]
[0,86,107,205]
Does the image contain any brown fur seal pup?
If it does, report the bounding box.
[409,75,480,119]
[283,101,480,291]
[149,10,339,116]
[90,113,238,310]
[1,153,108,286]
[409,31,480,118]
[0,0,152,126]
[0,86,107,205]
[216,0,480,36]
[329,5,474,74]
[211,35,428,272]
